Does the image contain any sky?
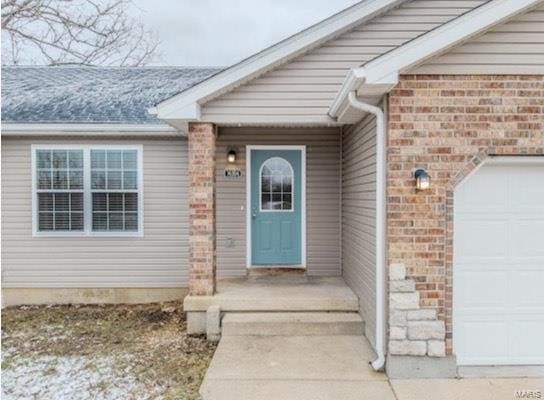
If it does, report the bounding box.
[132,0,360,67]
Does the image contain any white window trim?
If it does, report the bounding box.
[31,144,144,237]
[258,156,295,213]
[246,145,306,269]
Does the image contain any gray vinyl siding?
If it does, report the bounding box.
[341,115,377,347]
[411,3,544,74]
[201,0,488,124]
[1,137,189,288]
[216,127,341,277]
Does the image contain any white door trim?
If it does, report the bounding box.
[246,145,306,269]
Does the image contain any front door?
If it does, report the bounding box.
[250,148,302,265]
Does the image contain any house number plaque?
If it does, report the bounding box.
[224,169,242,178]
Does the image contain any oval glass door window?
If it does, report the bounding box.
[260,157,293,211]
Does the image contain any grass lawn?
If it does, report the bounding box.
[1,301,217,400]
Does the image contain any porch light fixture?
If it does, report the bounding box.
[227,149,237,164]
[414,169,430,191]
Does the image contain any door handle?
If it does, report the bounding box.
[252,207,257,219]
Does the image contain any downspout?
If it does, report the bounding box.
[347,91,386,371]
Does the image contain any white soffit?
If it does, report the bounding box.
[330,0,543,124]
[150,0,405,121]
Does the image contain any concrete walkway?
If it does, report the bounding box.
[390,378,544,400]
[200,334,395,400]
[200,334,544,399]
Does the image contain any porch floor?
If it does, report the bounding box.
[184,276,359,312]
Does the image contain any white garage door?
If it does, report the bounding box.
[454,158,544,366]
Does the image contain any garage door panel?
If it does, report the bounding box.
[455,219,508,259]
[456,167,508,213]
[455,319,509,365]
[511,270,544,308]
[509,318,544,361]
[454,160,544,366]
[456,270,508,308]
[510,168,544,212]
[510,219,544,258]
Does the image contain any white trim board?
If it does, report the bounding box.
[31,144,144,238]
[329,0,543,123]
[246,145,307,269]
[150,0,404,121]
[3,123,181,136]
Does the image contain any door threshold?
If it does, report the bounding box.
[248,267,306,277]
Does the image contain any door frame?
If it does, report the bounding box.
[246,145,306,268]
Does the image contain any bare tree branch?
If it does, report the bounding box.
[1,0,160,66]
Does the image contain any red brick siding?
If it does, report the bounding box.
[188,122,217,296]
[387,75,544,354]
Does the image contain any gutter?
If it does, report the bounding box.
[1,123,183,136]
[347,91,387,371]
[329,69,366,118]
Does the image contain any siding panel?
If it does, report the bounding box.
[342,115,377,347]
[412,5,544,74]
[201,0,487,124]
[1,137,189,288]
[216,127,341,277]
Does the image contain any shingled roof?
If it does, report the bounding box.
[1,66,222,125]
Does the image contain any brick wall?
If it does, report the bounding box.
[188,122,217,296]
[387,75,544,354]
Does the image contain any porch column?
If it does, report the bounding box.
[188,122,216,296]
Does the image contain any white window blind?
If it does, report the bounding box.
[33,146,143,236]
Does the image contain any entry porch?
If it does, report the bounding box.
[186,122,378,344]
[184,275,361,336]
[184,117,391,383]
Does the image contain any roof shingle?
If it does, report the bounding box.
[1,66,221,125]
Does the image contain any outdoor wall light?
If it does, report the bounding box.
[227,149,237,164]
[414,169,430,191]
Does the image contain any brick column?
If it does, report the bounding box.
[188,122,216,296]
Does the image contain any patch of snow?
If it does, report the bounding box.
[1,354,165,400]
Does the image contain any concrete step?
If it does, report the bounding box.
[222,312,364,336]
[184,277,360,313]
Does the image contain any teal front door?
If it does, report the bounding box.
[250,149,302,265]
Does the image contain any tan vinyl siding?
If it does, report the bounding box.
[411,4,544,74]
[216,127,341,277]
[1,137,189,288]
[201,0,488,124]
[341,115,377,347]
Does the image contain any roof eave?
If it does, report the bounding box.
[1,123,184,136]
[329,69,397,124]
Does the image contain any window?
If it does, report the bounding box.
[260,157,293,211]
[91,150,139,232]
[36,150,84,231]
[33,146,143,236]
